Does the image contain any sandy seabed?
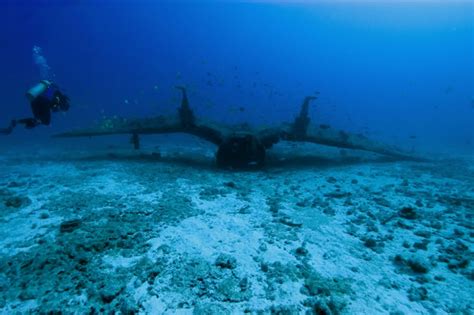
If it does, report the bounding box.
[0,138,472,314]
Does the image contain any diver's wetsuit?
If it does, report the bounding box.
[20,85,69,128]
[31,94,53,125]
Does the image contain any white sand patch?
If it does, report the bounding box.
[141,296,166,314]
[102,255,142,270]
[148,206,265,271]
[0,193,62,256]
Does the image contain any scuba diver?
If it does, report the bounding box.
[0,80,70,135]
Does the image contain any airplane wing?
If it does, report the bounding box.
[54,114,227,147]
[282,123,416,160]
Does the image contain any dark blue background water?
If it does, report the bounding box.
[1,0,473,154]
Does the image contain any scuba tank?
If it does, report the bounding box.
[26,80,51,102]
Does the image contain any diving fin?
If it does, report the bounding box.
[0,120,16,135]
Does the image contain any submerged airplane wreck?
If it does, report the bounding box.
[55,87,418,168]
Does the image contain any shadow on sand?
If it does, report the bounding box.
[48,150,417,173]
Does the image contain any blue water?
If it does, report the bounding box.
[1,0,473,154]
